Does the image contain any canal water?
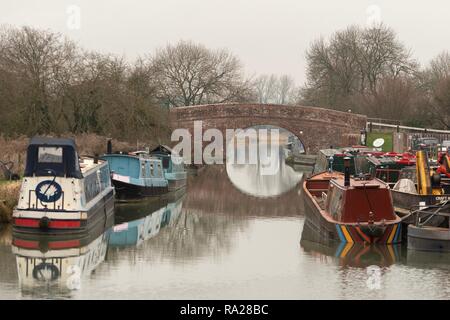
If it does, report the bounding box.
[2,161,450,299]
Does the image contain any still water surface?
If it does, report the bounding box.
[1,165,450,299]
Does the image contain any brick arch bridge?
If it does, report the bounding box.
[169,103,367,154]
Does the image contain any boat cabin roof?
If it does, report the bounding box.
[129,150,150,157]
[79,157,106,174]
[28,136,78,148]
[24,136,83,178]
[151,144,173,155]
[308,172,386,189]
[103,152,161,162]
[330,176,384,190]
[306,172,396,223]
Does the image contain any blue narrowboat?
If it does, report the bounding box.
[101,151,168,200]
[150,145,187,191]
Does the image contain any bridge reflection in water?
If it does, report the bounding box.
[226,126,303,198]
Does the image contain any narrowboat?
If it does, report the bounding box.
[150,145,187,191]
[407,201,450,252]
[314,147,415,184]
[303,158,402,244]
[314,147,370,175]
[366,152,415,184]
[391,151,450,226]
[12,223,111,293]
[101,150,168,200]
[13,137,115,234]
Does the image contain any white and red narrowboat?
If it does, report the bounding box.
[13,137,115,234]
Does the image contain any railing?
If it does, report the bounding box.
[411,200,450,227]
[28,189,65,211]
[367,121,450,134]
[367,118,402,126]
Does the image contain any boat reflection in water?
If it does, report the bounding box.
[300,222,401,268]
[11,217,113,297]
[406,249,450,271]
[109,189,185,248]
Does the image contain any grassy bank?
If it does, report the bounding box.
[0,181,21,223]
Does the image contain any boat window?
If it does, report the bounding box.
[150,163,154,176]
[141,162,146,177]
[38,147,63,163]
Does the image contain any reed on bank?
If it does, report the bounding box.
[0,181,21,223]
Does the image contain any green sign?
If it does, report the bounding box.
[367,132,393,152]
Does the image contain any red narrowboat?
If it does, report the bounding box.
[303,161,402,244]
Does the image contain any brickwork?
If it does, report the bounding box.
[169,103,367,154]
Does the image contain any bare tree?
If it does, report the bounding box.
[0,25,167,142]
[254,74,278,103]
[301,24,417,113]
[412,51,450,129]
[253,74,296,104]
[278,75,296,104]
[420,51,450,90]
[360,25,416,93]
[149,41,252,107]
[428,77,450,129]
[352,76,418,120]
[0,26,77,134]
[429,51,450,82]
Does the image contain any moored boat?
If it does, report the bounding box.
[407,201,450,252]
[314,147,415,184]
[303,158,402,244]
[150,145,187,191]
[13,137,115,234]
[101,150,168,200]
[391,151,450,226]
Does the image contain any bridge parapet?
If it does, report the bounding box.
[169,103,367,154]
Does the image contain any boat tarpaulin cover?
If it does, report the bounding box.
[24,136,83,178]
[393,179,418,194]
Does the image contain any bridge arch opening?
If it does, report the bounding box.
[225,124,305,198]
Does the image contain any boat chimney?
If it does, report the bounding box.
[344,157,351,187]
[107,139,112,154]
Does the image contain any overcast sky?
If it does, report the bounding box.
[1,0,449,85]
